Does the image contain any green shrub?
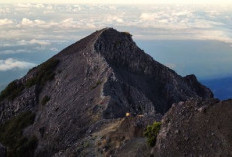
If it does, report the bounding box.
[0,81,25,102]
[25,78,37,88]
[41,96,50,105]
[144,121,161,147]
[0,111,35,146]
[83,141,89,148]
[11,136,38,157]
[0,111,38,157]
[91,80,102,90]
[122,32,132,36]
[8,136,38,157]
[26,59,59,88]
[27,67,36,74]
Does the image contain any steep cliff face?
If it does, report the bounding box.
[153,98,232,157]
[94,28,213,115]
[0,28,213,156]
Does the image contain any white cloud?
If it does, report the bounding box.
[0,18,13,26]
[140,13,158,21]
[20,18,47,27]
[34,19,46,25]
[18,39,51,45]
[29,39,50,45]
[21,18,33,25]
[17,3,44,8]
[0,4,232,45]
[86,23,97,29]
[172,10,192,16]
[0,58,35,71]
[17,3,32,8]
[158,19,169,24]
[3,0,232,4]
[50,47,58,52]
[106,15,124,23]
[165,63,176,69]
[0,49,30,54]
[19,17,95,30]
[35,3,45,8]
[60,18,75,28]
[0,8,10,14]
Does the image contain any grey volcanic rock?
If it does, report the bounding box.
[0,28,213,156]
[0,143,6,157]
[153,98,232,157]
[94,28,213,114]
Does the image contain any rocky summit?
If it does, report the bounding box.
[0,28,217,157]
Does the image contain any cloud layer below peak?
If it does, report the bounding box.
[0,58,35,71]
[0,4,232,43]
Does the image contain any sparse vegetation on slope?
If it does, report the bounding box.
[91,80,102,90]
[41,95,50,105]
[144,121,161,147]
[122,31,132,36]
[0,81,24,102]
[26,59,60,88]
[0,59,59,102]
[0,111,37,157]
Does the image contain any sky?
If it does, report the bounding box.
[1,0,232,4]
[0,2,232,90]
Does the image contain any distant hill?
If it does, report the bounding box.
[201,77,232,100]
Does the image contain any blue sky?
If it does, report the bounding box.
[0,3,232,88]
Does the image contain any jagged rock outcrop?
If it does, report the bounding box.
[153,98,232,157]
[0,28,213,156]
[53,114,161,157]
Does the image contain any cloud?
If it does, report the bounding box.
[17,3,45,8]
[58,18,97,29]
[60,18,76,28]
[172,10,192,16]
[0,58,35,71]
[29,39,50,45]
[106,15,124,23]
[0,8,10,14]
[50,47,58,52]
[18,39,51,45]
[17,3,33,8]
[165,63,176,69]
[0,19,13,26]
[0,4,232,45]
[19,17,95,30]
[140,13,158,21]
[0,49,30,54]
[21,18,33,25]
[21,18,46,26]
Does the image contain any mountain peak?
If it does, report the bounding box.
[0,28,213,156]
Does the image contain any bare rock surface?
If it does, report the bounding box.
[153,98,232,157]
[0,143,6,157]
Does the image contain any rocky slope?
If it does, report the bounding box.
[0,28,213,156]
[153,98,232,157]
